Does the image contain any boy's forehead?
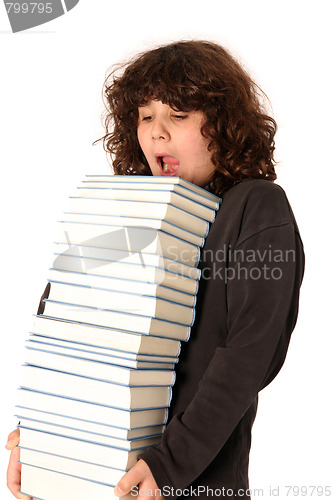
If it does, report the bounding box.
[134,85,190,108]
[138,97,194,113]
[138,99,172,108]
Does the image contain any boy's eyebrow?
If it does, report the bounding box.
[138,107,151,115]
[138,103,152,110]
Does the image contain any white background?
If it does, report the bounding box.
[0,1,332,499]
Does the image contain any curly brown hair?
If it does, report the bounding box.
[99,40,277,195]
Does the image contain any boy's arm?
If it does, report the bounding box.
[137,221,304,492]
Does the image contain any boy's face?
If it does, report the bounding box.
[137,101,216,187]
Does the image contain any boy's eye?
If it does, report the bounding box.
[139,113,188,122]
[173,114,188,120]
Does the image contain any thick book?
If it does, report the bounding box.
[15,407,165,440]
[68,197,209,237]
[27,336,177,366]
[53,242,201,279]
[20,365,172,410]
[82,176,221,209]
[53,242,201,286]
[19,426,144,469]
[47,280,195,326]
[85,174,222,204]
[48,268,196,307]
[42,300,191,341]
[20,463,132,500]
[18,421,161,450]
[76,187,217,222]
[61,211,204,247]
[56,221,200,267]
[31,316,181,356]
[20,448,127,490]
[24,347,176,386]
[17,389,168,428]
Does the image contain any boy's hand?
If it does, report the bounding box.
[114,459,164,499]
[7,430,162,499]
[5,428,34,500]
[5,429,20,451]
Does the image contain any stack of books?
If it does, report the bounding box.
[16,175,222,500]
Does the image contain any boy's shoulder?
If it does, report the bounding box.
[224,179,289,212]
[220,179,297,242]
[226,179,286,200]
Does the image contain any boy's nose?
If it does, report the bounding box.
[151,119,170,141]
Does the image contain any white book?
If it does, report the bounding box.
[20,463,132,500]
[85,174,221,204]
[26,334,178,371]
[32,316,181,356]
[17,389,168,428]
[26,342,174,371]
[61,211,204,247]
[18,421,161,450]
[15,407,165,440]
[76,187,216,222]
[25,347,176,386]
[68,197,209,237]
[56,221,200,267]
[20,365,172,410]
[42,300,191,341]
[48,267,196,307]
[82,176,221,209]
[53,243,201,279]
[52,252,199,295]
[28,336,178,365]
[20,448,127,489]
[53,242,201,283]
[19,427,143,469]
[47,280,195,326]
[26,339,175,371]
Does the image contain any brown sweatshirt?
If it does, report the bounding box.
[139,179,305,499]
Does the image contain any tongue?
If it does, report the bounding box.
[162,156,179,166]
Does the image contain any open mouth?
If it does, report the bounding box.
[156,155,180,176]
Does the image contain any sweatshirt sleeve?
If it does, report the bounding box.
[140,218,304,490]
[36,282,51,315]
